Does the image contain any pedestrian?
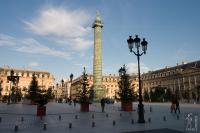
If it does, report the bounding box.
[175,99,180,114]
[101,98,105,112]
[171,99,175,113]
[73,98,76,107]
[68,99,72,105]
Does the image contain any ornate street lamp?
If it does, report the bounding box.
[7,69,19,104]
[70,73,73,99]
[56,83,59,102]
[127,35,148,123]
[0,80,3,98]
[41,74,44,90]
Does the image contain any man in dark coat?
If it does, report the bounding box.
[101,98,105,112]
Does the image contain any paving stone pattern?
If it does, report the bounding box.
[0,102,199,133]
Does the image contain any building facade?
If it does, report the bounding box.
[71,74,139,100]
[54,79,71,100]
[0,66,55,97]
[141,60,200,101]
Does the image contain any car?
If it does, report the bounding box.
[104,98,114,104]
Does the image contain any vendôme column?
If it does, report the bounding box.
[92,11,104,101]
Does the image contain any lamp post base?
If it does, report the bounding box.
[137,103,145,123]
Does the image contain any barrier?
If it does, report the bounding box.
[113,120,116,126]
[43,123,47,130]
[92,122,95,127]
[14,125,18,132]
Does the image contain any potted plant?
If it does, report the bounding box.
[77,67,91,112]
[35,90,48,116]
[116,65,136,111]
[27,73,53,116]
[36,88,54,116]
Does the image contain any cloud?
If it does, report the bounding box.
[0,33,70,59]
[23,7,93,51]
[29,62,39,67]
[126,62,151,74]
[0,34,17,46]
[56,37,92,51]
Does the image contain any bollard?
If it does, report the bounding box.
[131,119,134,124]
[113,120,116,126]
[14,125,18,132]
[69,123,72,129]
[43,123,47,130]
[92,122,95,127]
[0,117,1,123]
[106,114,108,118]
[92,114,94,119]
[163,116,166,121]
[59,115,61,120]
[150,106,152,112]
[75,115,78,119]
[177,115,179,120]
[148,117,151,123]
[120,113,122,117]
[21,117,24,122]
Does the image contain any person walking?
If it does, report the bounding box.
[171,99,176,113]
[175,99,180,114]
[73,98,76,107]
[101,98,105,112]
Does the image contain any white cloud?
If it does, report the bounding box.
[23,7,93,51]
[0,34,17,46]
[56,37,93,51]
[126,62,151,75]
[0,33,70,59]
[29,62,39,67]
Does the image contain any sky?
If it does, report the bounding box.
[0,0,200,83]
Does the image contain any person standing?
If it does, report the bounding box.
[101,98,105,112]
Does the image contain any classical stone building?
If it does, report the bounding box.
[54,79,71,100]
[71,74,139,100]
[0,66,55,97]
[141,60,200,101]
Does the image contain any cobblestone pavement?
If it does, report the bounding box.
[0,102,200,133]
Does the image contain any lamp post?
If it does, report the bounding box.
[41,74,44,90]
[0,80,3,99]
[70,73,73,100]
[56,83,59,102]
[127,35,148,123]
[61,79,64,99]
[7,69,19,104]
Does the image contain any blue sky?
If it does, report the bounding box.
[0,0,200,82]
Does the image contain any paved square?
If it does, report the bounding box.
[123,128,186,133]
[0,102,200,133]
